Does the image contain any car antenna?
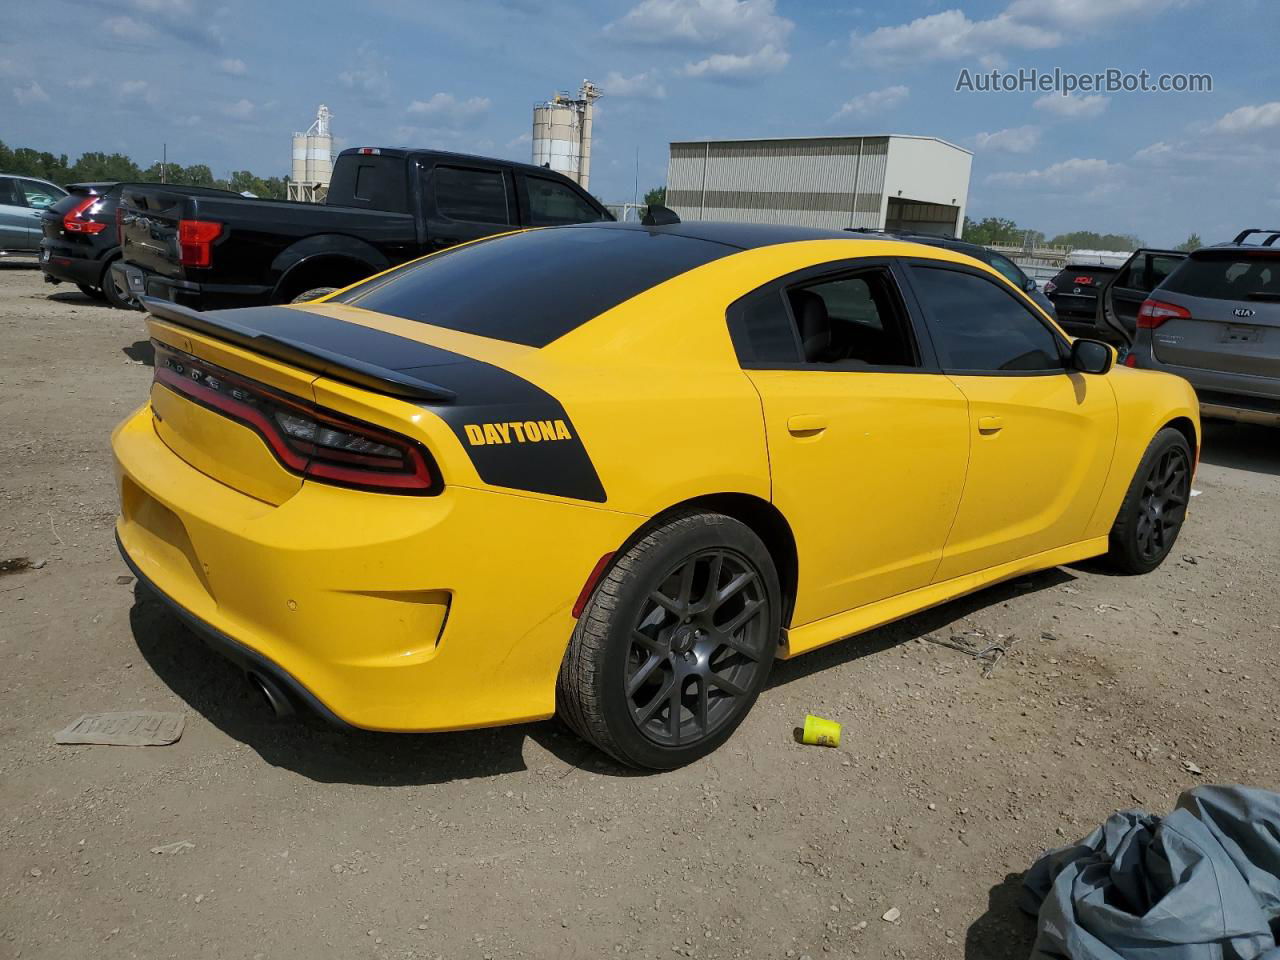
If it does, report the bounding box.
[642,204,680,226]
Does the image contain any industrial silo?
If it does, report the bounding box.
[531,80,600,189]
[287,105,333,202]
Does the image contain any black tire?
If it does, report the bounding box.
[1106,427,1193,574]
[76,282,107,302]
[290,287,339,304]
[557,511,781,770]
[101,260,139,311]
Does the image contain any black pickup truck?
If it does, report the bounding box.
[112,148,613,310]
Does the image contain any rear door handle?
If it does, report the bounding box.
[787,415,828,436]
[977,415,1004,434]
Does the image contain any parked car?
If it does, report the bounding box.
[113,219,1199,769]
[1121,229,1280,426]
[113,147,614,311]
[0,174,67,256]
[39,182,238,308]
[1091,248,1188,343]
[893,232,1058,319]
[1045,262,1122,337]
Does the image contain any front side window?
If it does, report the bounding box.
[433,166,510,224]
[18,179,65,209]
[987,252,1027,289]
[910,266,1064,373]
[525,176,603,226]
[0,177,22,207]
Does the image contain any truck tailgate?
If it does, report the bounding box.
[119,187,194,280]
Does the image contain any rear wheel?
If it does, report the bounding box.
[102,259,139,311]
[76,282,107,302]
[557,511,780,770]
[1106,427,1192,574]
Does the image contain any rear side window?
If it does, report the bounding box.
[1161,253,1280,301]
[433,166,510,224]
[911,266,1063,373]
[331,226,732,347]
[525,176,604,226]
[787,270,918,367]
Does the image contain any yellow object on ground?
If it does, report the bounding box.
[801,714,842,747]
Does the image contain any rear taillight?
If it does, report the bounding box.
[1137,298,1191,329]
[1123,352,1139,368]
[1073,275,1094,285]
[1043,280,1057,295]
[152,341,440,495]
[63,195,107,234]
[177,219,222,268]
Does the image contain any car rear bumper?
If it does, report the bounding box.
[111,261,273,310]
[1130,343,1280,426]
[41,250,106,287]
[111,403,635,732]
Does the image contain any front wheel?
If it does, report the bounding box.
[1106,427,1192,574]
[76,282,107,302]
[557,511,781,770]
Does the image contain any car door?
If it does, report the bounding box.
[735,260,970,632]
[901,261,1117,581]
[422,162,515,252]
[0,177,33,251]
[15,179,66,250]
[1099,249,1188,343]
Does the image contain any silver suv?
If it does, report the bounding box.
[1118,230,1280,426]
[0,174,67,255]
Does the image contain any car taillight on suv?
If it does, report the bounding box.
[1137,298,1191,329]
[63,195,107,234]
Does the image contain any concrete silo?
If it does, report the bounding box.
[531,80,600,190]
[287,105,333,203]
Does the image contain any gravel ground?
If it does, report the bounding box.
[2,262,1278,960]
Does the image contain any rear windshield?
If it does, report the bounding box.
[1161,252,1280,301]
[1053,266,1117,287]
[326,154,410,213]
[331,226,733,347]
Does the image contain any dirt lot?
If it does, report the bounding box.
[1,262,1278,960]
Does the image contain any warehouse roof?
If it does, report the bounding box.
[668,134,972,155]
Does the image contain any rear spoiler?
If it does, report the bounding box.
[140,297,457,403]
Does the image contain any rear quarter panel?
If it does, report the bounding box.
[1083,366,1201,538]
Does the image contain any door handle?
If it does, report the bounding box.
[977,415,1004,434]
[787,415,828,436]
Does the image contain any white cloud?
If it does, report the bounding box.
[604,70,667,99]
[973,125,1041,153]
[605,0,793,51]
[221,98,255,119]
[406,92,491,122]
[66,75,98,90]
[1213,102,1280,134]
[1006,0,1192,25]
[506,132,532,150]
[1133,141,1174,163]
[1034,93,1110,117]
[219,58,247,76]
[831,85,909,120]
[682,43,788,79]
[851,10,1059,66]
[13,81,49,106]
[988,157,1115,188]
[339,46,392,107]
[104,15,156,41]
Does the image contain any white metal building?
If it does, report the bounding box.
[665,135,972,237]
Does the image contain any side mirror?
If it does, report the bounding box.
[1071,338,1114,375]
[1025,277,1038,293]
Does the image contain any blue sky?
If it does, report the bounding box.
[5,0,1278,246]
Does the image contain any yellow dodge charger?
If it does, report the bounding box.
[113,221,1199,769]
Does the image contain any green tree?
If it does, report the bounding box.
[1048,230,1141,251]
[1175,232,1203,252]
[643,185,666,208]
[962,216,1024,246]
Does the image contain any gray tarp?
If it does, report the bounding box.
[1020,786,1280,959]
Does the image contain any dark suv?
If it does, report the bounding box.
[1044,262,1121,337]
[1123,229,1280,426]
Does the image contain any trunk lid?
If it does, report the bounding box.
[1150,251,1280,377]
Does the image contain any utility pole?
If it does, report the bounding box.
[161,143,167,184]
